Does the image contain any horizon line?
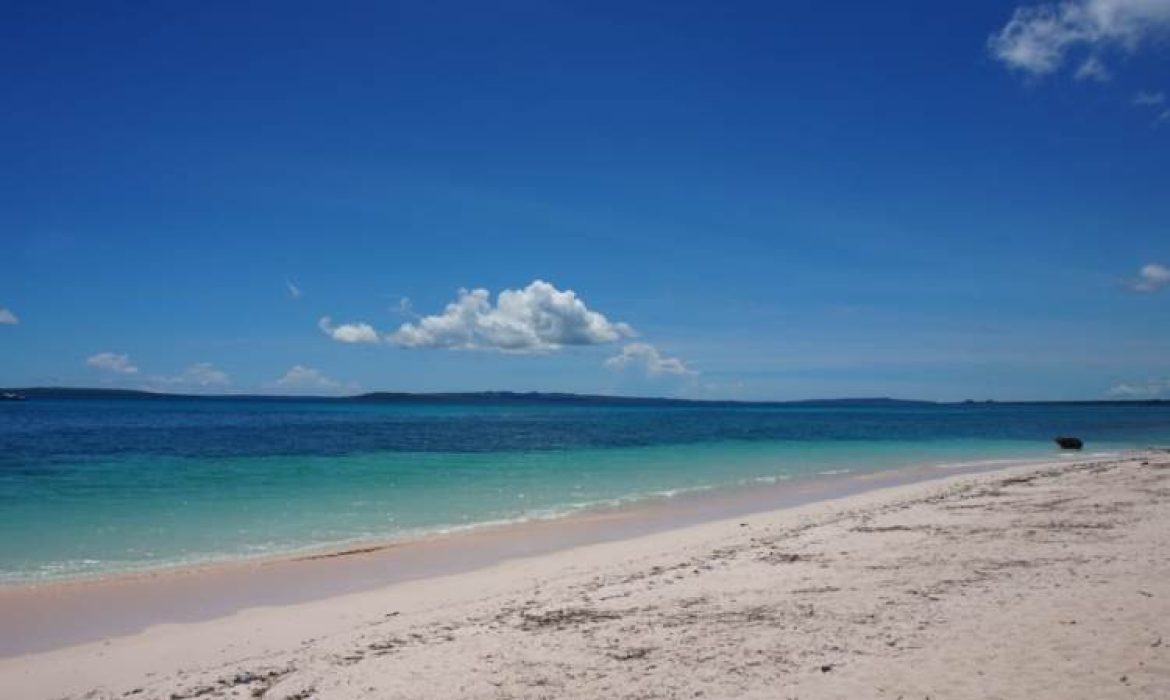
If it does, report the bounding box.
[3,386,1167,407]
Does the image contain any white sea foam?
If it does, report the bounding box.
[745,474,792,485]
[932,457,1046,470]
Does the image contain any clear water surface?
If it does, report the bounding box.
[2,398,1168,583]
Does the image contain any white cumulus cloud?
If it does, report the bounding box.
[86,352,139,375]
[1129,262,1170,291]
[989,0,1170,79]
[0,307,17,325]
[604,343,696,376]
[318,316,380,344]
[273,365,343,392]
[1108,377,1170,397]
[389,280,634,352]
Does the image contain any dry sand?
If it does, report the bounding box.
[2,451,1168,699]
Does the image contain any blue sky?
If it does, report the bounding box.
[1,0,1168,401]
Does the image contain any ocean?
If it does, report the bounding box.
[2,397,1168,584]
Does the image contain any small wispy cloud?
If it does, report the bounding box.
[184,362,230,387]
[989,0,1170,80]
[318,316,380,344]
[286,280,302,300]
[604,343,696,376]
[153,362,231,389]
[388,280,634,352]
[1133,90,1166,105]
[1132,90,1170,125]
[1074,55,1112,81]
[1129,262,1170,292]
[86,352,139,375]
[1108,377,1170,398]
[0,307,17,325]
[392,297,415,316]
[271,365,346,393]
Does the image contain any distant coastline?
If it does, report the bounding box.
[1,386,1166,407]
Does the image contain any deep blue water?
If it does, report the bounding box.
[2,398,1168,582]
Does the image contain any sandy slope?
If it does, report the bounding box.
[2,452,1168,699]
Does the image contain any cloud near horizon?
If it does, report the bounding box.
[605,343,697,376]
[86,352,139,375]
[272,365,344,392]
[989,0,1170,79]
[153,362,231,389]
[0,307,17,325]
[318,316,380,344]
[1129,262,1170,291]
[388,280,634,352]
[1108,377,1170,398]
[86,354,232,390]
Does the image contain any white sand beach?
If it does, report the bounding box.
[2,451,1168,699]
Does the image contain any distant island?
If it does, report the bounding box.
[0,387,933,407]
[0,387,1165,407]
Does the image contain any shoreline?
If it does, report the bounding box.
[1,449,1166,698]
[2,449,1093,590]
[0,449,1129,659]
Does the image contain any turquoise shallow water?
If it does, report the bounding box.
[2,398,1168,583]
